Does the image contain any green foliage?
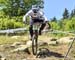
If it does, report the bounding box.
[50,21,60,30]
[0,0,44,30]
[14,22,24,28]
[0,0,75,35]
[50,17,75,32]
[64,20,72,31]
[0,0,6,4]
[63,8,69,19]
[0,0,44,16]
[0,17,25,30]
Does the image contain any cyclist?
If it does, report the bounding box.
[23,5,50,40]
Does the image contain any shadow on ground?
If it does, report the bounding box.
[36,48,64,58]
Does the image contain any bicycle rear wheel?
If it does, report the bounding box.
[32,30,38,55]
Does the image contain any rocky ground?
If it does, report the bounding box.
[0,36,75,60]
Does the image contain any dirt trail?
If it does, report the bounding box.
[0,43,69,60]
[0,36,75,60]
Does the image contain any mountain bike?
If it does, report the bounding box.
[32,22,41,55]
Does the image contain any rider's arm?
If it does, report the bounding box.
[23,10,32,23]
[43,15,51,29]
[43,15,48,22]
[39,10,48,21]
[39,11,51,29]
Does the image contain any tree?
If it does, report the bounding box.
[2,0,25,16]
[63,8,69,19]
[73,9,75,16]
[70,8,75,19]
[1,0,44,16]
[51,16,57,22]
[70,10,74,18]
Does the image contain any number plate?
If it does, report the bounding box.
[33,23,40,30]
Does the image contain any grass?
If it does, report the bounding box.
[0,33,56,44]
[0,35,50,44]
[0,35,29,44]
[0,32,74,44]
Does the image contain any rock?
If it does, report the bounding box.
[0,45,4,47]
[48,41,57,45]
[10,45,31,54]
[38,41,48,46]
[50,38,57,41]
[11,36,20,39]
[0,54,6,60]
[38,38,57,46]
[45,37,58,45]
[57,37,73,44]
[22,59,27,60]
[10,45,27,52]
[0,55,2,58]
[10,41,31,53]
[0,53,6,58]
[26,40,32,47]
[23,48,31,54]
[10,42,21,47]
[10,41,32,53]
[1,57,6,60]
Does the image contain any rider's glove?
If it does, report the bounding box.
[45,21,51,30]
[23,20,26,24]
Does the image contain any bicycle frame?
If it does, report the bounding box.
[32,22,41,55]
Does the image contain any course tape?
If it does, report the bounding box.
[0,28,75,35]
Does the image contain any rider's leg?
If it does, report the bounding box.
[47,22,51,29]
[29,20,33,40]
[46,21,51,29]
[29,25,33,40]
[39,22,46,35]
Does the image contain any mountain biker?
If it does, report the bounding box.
[23,5,50,40]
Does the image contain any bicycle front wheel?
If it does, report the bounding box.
[32,30,38,55]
